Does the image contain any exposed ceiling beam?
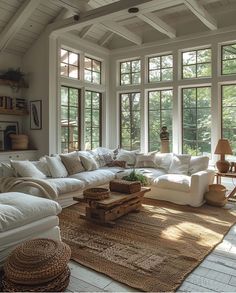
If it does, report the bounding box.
[0,0,40,52]
[47,0,181,35]
[138,13,176,38]
[52,0,90,13]
[54,8,73,21]
[79,24,96,38]
[184,0,217,30]
[100,20,142,45]
[98,32,114,46]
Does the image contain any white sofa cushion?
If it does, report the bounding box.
[152,174,191,192]
[70,169,115,187]
[11,160,46,178]
[116,149,139,166]
[155,153,173,171]
[189,156,209,175]
[91,147,114,167]
[168,154,191,175]
[154,174,191,192]
[135,152,157,168]
[0,192,62,232]
[46,156,68,178]
[78,151,99,171]
[136,168,167,183]
[45,178,85,195]
[0,163,15,177]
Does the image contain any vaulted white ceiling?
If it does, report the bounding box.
[1,0,236,56]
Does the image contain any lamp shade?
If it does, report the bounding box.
[214,139,233,155]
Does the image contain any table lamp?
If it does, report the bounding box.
[214,139,233,173]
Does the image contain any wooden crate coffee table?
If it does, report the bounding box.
[73,187,150,227]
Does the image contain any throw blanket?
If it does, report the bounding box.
[0,177,58,200]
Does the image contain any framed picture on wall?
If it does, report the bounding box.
[30,100,42,130]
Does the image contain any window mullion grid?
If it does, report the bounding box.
[90,92,93,149]
[68,87,70,152]
[130,93,133,150]
[195,88,198,156]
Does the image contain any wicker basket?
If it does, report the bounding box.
[10,134,29,150]
[83,188,110,200]
[3,239,71,285]
[205,184,227,207]
[109,179,141,194]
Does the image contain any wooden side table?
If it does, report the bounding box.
[215,172,236,198]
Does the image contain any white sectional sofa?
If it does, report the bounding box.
[0,148,215,208]
[0,192,62,266]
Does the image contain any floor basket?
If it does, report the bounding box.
[205,184,227,207]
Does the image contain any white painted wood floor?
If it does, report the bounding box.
[66,201,236,292]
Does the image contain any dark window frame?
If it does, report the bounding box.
[119,92,141,150]
[60,48,79,79]
[221,43,236,76]
[181,48,212,79]
[120,59,141,86]
[84,90,102,149]
[61,86,81,153]
[181,86,211,155]
[148,54,173,83]
[148,89,173,152]
[84,56,102,84]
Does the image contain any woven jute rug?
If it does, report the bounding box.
[59,199,236,292]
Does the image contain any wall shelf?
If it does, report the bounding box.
[0,108,28,116]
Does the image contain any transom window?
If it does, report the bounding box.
[182,87,211,156]
[182,48,211,79]
[120,92,141,150]
[120,59,141,85]
[222,84,236,156]
[60,86,80,153]
[84,57,101,84]
[148,54,173,82]
[84,91,102,150]
[148,90,173,152]
[60,49,79,79]
[222,43,236,75]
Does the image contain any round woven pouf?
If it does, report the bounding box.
[3,238,71,292]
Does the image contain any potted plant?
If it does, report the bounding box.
[122,168,148,186]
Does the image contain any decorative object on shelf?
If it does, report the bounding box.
[0,121,19,151]
[122,169,148,186]
[110,179,141,194]
[205,184,227,207]
[0,68,27,91]
[2,238,71,292]
[83,187,110,200]
[30,100,42,130]
[0,96,28,114]
[160,126,170,153]
[214,139,233,173]
[10,134,29,150]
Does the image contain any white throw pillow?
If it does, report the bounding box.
[135,151,157,168]
[45,156,68,178]
[116,149,139,167]
[78,151,99,171]
[11,160,46,178]
[189,156,209,175]
[91,147,114,167]
[32,157,51,177]
[155,153,173,171]
[168,154,191,175]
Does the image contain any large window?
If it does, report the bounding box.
[84,57,101,84]
[61,86,80,153]
[120,92,141,150]
[148,54,173,82]
[60,49,79,79]
[182,87,211,156]
[148,90,173,152]
[182,48,211,79]
[120,60,141,85]
[222,85,236,155]
[222,43,236,75]
[84,91,102,150]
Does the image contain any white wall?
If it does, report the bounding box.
[22,32,50,156]
[108,27,236,160]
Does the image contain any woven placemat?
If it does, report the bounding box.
[4,239,71,285]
